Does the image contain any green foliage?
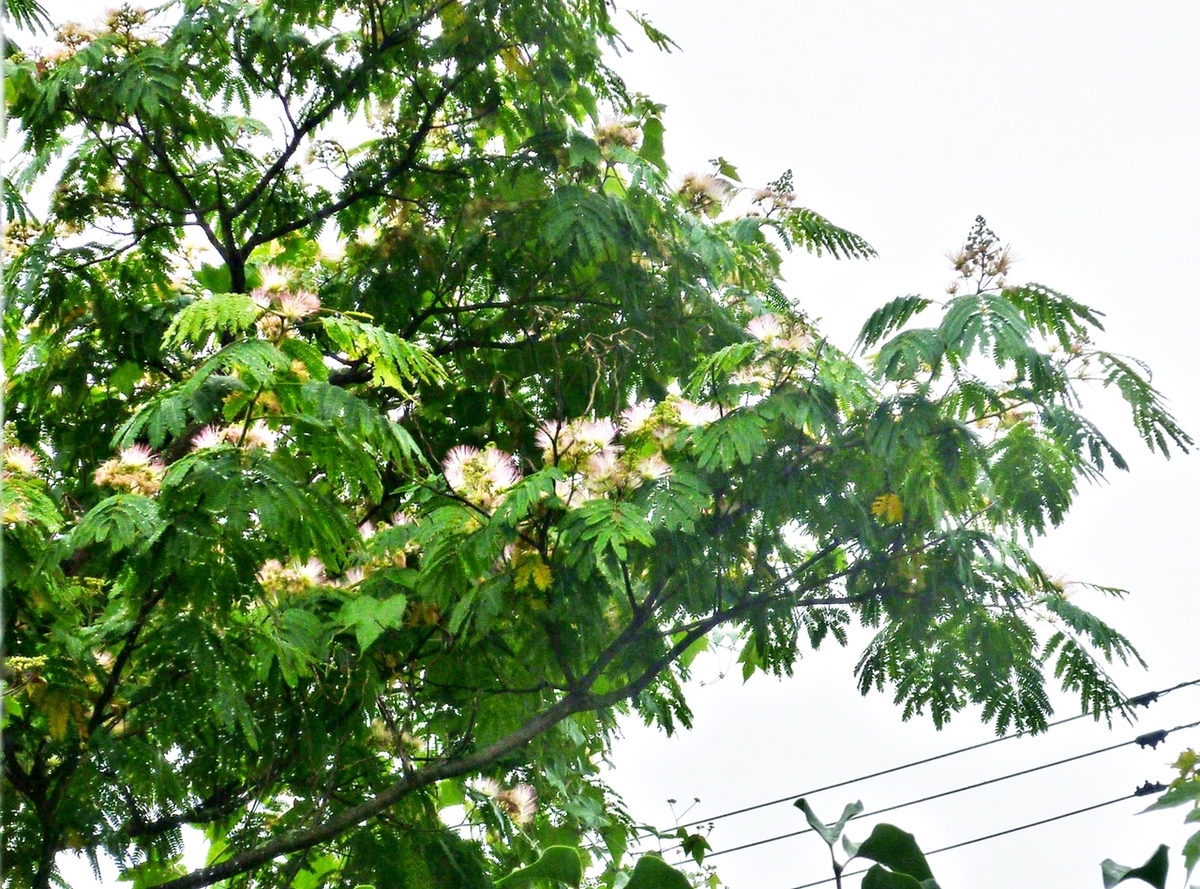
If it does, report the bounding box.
[1101,846,1170,889]
[624,855,693,889]
[163,293,261,350]
[494,845,583,888]
[792,800,941,889]
[848,824,938,887]
[796,798,865,848]
[2,3,1190,889]
[1139,748,1200,886]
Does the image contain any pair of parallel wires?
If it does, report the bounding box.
[633,678,1200,879]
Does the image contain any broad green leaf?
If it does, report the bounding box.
[494,846,583,888]
[639,117,666,171]
[1184,830,1200,886]
[844,823,934,882]
[623,855,691,889]
[338,594,409,653]
[860,865,927,889]
[1101,845,1170,889]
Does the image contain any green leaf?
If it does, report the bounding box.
[1094,352,1192,455]
[856,295,933,350]
[568,130,601,169]
[1184,830,1200,886]
[322,316,445,395]
[623,855,691,889]
[844,823,934,882]
[1003,282,1105,346]
[794,798,863,848]
[639,117,666,171]
[572,500,655,563]
[163,293,259,349]
[1141,782,1200,811]
[493,846,583,888]
[778,207,876,260]
[1101,845,1170,889]
[72,495,167,554]
[860,866,927,889]
[337,594,409,653]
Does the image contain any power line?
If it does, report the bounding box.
[701,717,1200,860]
[674,677,1200,831]
[787,793,1134,889]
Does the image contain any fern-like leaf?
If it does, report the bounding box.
[322,316,445,395]
[1093,352,1192,455]
[778,208,876,260]
[72,495,167,554]
[1003,283,1105,348]
[856,295,933,351]
[163,293,260,349]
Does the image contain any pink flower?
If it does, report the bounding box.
[572,418,618,449]
[257,265,291,294]
[674,398,721,427]
[277,289,321,321]
[636,453,671,481]
[747,314,784,344]
[620,401,655,436]
[2,445,39,475]
[118,443,156,467]
[496,784,538,825]
[442,445,481,493]
[190,425,225,451]
[443,444,521,509]
[256,557,326,597]
[473,777,501,799]
[241,421,277,450]
[536,422,571,462]
[94,444,166,495]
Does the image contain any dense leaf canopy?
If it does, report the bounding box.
[1,2,1190,888]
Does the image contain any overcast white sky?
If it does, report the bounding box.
[26,1,1200,888]
[605,3,1200,889]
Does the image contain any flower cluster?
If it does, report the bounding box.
[2,443,47,525]
[93,445,165,495]
[473,777,538,826]
[255,558,326,600]
[745,313,814,354]
[595,119,640,151]
[3,444,40,476]
[251,269,321,340]
[190,422,276,452]
[750,185,797,210]
[678,172,733,217]
[946,215,1014,295]
[538,414,674,507]
[442,444,521,510]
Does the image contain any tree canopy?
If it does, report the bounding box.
[1,2,1190,888]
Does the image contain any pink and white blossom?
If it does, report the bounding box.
[3,445,40,475]
[277,289,321,321]
[620,400,655,435]
[497,784,538,825]
[673,398,721,427]
[747,314,784,344]
[443,443,521,509]
[190,425,225,451]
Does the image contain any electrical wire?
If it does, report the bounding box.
[701,717,1200,860]
[673,677,1200,831]
[786,793,1135,889]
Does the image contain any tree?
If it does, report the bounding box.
[1,2,1190,887]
